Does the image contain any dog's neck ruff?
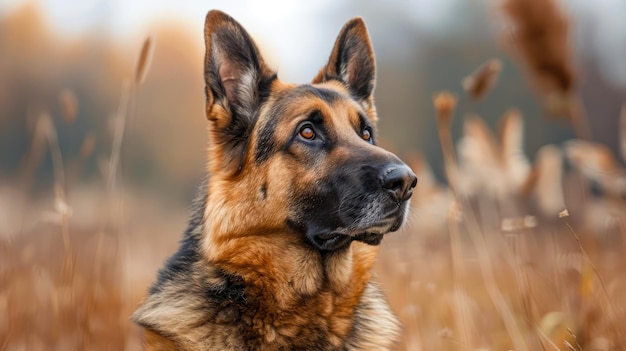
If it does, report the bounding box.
[132,184,400,350]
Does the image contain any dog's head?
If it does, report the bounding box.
[203,10,416,253]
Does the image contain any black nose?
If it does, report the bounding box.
[380,165,417,201]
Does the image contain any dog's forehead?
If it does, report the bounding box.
[262,81,367,127]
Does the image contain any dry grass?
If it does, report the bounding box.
[3,3,626,351]
[500,0,574,95]
[58,89,78,124]
[500,0,592,140]
[134,36,154,87]
[0,226,139,350]
[461,58,502,101]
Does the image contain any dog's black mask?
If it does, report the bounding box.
[292,155,416,252]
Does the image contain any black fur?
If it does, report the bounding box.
[204,12,277,176]
[320,19,375,104]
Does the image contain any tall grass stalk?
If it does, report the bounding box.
[37,113,72,253]
[448,203,473,349]
[562,216,623,342]
[435,92,529,351]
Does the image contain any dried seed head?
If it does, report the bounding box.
[464,115,499,165]
[134,35,154,86]
[500,0,575,95]
[499,109,530,188]
[433,91,458,129]
[564,140,618,175]
[457,115,509,196]
[462,58,502,101]
[544,91,575,119]
[558,209,569,218]
[58,89,78,123]
[534,145,565,217]
[37,111,54,140]
[564,140,626,194]
[80,133,96,159]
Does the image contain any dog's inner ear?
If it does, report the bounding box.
[204,10,275,175]
[313,18,376,108]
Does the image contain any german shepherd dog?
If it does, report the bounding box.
[133,10,417,350]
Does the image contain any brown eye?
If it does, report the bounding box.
[299,126,315,140]
[362,128,372,142]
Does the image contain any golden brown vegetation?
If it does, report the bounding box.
[461,58,502,101]
[2,1,626,350]
[499,0,593,140]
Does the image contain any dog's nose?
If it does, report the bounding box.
[380,165,417,201]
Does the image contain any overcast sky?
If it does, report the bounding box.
[1,0,625,85]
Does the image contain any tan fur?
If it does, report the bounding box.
[145,330,178,351]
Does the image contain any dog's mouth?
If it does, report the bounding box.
[307,201,410,252]
[312,232,384,251]
[300,185,413,252]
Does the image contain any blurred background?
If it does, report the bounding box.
[1,0,625,350]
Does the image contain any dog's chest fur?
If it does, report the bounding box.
[132,189,400,350]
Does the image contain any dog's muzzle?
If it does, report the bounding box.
[309,163,417,252]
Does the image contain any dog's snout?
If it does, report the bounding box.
[380,165,417,201]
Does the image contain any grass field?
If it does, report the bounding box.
[2,163,625,350]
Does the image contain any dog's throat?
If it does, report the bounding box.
[313,233,351,251]
[352,232,384,246]
[313,232,383,252]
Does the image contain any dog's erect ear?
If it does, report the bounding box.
[204,10,276,176]
[313,18,376,110]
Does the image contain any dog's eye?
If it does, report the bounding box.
[362,128,373,143]
[299,125,316,140]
